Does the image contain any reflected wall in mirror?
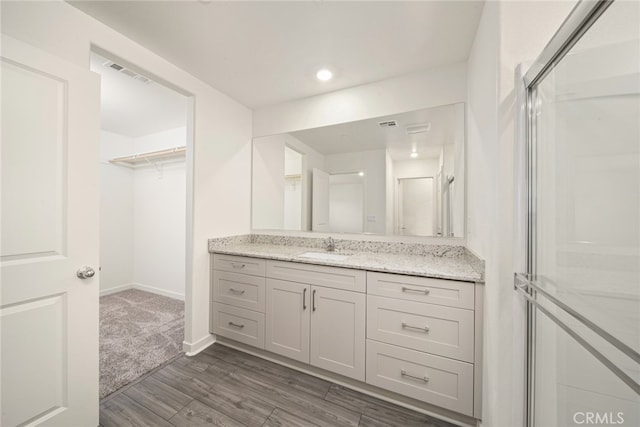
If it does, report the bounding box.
[252,103,465,237]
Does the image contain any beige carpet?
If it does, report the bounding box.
[99,289,184,398]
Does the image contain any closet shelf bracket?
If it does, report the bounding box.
[108,146,186,167]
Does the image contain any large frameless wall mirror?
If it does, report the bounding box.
[252,103,465,237]
[516,1,640,426]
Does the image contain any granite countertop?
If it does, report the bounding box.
[209,235,484,283]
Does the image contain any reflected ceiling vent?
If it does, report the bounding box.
[405,123,431,135]
[378,120,397,128]
[103,60,153,84]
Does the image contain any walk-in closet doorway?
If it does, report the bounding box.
[91,49,194,399]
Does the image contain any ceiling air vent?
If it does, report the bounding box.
[103,60,153,85]
[405,123,431,135]
[378,120,397,128]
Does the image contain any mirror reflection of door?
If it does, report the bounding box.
[329,172,364,233]
[397,177,434,236]
[283,146,303,230]
[311,168,330,232]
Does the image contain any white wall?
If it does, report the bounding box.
[252,133,323,231]
[253,63,467,137]
[99,131,134,292]
[99,127,187,299]
[385,151,395,235]
[324,150,387,234]
[394,158,439,179]
[132,127,186,299]
[252,134,285,229]
[452,102,466,237]
[466,1,578,426]
[1,0,253,354]
[283,147,303,230]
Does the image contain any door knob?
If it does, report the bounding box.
[76,266,96,279]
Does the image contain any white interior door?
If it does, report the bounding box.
[398,177,434,236]
[1,35,100,426]
[311,168,330,232]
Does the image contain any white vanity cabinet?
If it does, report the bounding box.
[310,286,365,380]
[265,261,366,381]
[365,271,481,417]
[212,256,367,381]
[210,253,483,420]
[265,278,310,363]
[210,254,267,348]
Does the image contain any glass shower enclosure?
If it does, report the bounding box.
[516,1,640,426]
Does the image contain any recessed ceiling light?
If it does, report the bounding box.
[316,69,333,81]
[410,152,419,159]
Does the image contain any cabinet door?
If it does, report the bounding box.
[310,287,366,381]
[265,279,310,363]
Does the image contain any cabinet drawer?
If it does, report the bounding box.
[211,303,265,349]
[212,270,266,312]
[367,295,474,362]
[266,260,366,293]
[213,254,266,277]
[367,272,474,309]
[366,340,473,416]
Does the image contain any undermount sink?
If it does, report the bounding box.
[298,251,351,261]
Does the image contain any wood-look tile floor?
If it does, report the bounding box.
[100,343,456,427]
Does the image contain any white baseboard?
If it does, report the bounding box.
[183,334,216,356]
[100,284,135,296]
[131,283,185,300]
[100,282,185,301]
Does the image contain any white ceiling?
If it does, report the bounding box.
[70,1,485,109]
[290,103,458,161]
[90,52,187,137]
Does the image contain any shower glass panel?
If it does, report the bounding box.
[527,0,640,425]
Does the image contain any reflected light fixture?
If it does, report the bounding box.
[410,151,419,159]
[358,171,365,177]
[316,68,333,81]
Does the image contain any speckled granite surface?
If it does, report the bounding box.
[209,234,484,283]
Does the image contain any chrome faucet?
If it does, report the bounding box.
[325,236,335,252]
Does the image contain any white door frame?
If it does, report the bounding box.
[90,46,196,353]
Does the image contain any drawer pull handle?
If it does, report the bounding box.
[303,288,307,310]
[401,321,430,333]
[228,321,245,329]
[401,369,429,383]
[229,288,245,295]
[231,263,246,269]
[312,289,317,311]
[401,286,429,295]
